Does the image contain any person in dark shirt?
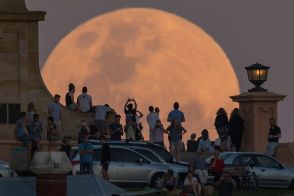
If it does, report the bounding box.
[266,117,281,156]
[124,98,137,123]
[228,108,244,151]
[100,135,111,181]
[109,114,123,140]
[187,133,199,152]
[60,137,72,159]
[216,172,236,196]
[214,108,229,138]
[65,83,77,110]
[88,121,99,140]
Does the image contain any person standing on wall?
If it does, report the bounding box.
[147,106,158,142]
[228,108,244,151]
[214,108,229,138]
[167,102,185,125]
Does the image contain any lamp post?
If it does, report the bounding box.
[245,62,270,92]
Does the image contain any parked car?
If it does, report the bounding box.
[206,152,294,189]
[89,140,175,164]
[0,161,17,177]
[71,145,188,187]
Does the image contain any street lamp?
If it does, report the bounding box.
[245,62,270,92]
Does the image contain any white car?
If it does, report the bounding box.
[206,152,294,189]
[71,145,188,187]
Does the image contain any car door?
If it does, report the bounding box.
[92,148,118,181]
[112,148,152,183]
[253,155,289,187]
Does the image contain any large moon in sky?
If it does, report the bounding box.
[42,8,239,142]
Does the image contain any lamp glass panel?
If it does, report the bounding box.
[252,69,261,81]
[247,70,253,81]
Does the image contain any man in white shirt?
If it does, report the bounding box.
[77,87,92,112]
[95,104,112,136]
[146,106,159,142]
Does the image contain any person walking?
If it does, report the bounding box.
[79,133,94,174]
[100,135,111,181]
[167,102,185,125]
[77,86,92,112]
[166,118,187,161]
[146,106,158,142]
[228,108,244,151]
[214,108,229,138]
[266,117,281,156]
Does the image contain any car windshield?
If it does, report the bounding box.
[147,146,174,163]
[219,152,233,160]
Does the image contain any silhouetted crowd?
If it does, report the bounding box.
[13,83,282,196]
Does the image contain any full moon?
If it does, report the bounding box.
[42,8,239,142]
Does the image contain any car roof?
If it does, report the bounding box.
[220,152,273,156]
[89,139,163,147]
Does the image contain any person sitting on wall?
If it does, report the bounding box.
[187,133,199,152]
[65,83,77,111]
[14,112,32,158]
[77,86,93,112]
[198,129,214,153]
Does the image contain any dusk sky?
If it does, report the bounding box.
[26,0,293,142]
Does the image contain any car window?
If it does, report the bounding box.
[233,155,253,165]
[112,148,149,163]
[219,153,233,160]
[148,146,174,163]
[255,155,281,168]
[133,149,161,162]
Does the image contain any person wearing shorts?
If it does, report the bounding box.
[166,118,187,161]
[100,135,111,181]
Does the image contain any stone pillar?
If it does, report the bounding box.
[30,152,72,196]
[0,0,47,139]
[230,92,285,153]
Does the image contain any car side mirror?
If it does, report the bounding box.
[137,158,143,165]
